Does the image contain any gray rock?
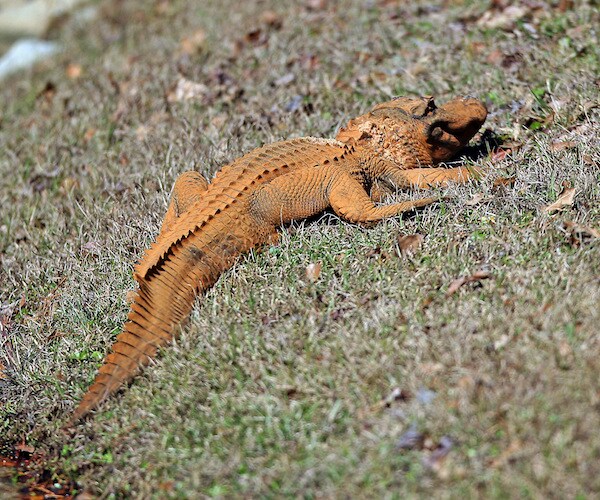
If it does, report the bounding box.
[0,37,59,79]
[0,0,87,37]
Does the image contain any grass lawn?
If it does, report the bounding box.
[1,0,599,496]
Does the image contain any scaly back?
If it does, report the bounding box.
[70,137,347,422]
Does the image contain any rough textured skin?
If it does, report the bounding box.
[70,96,487,423]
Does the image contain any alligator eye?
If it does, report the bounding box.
[429,127,443,140]
[426,124,461,148]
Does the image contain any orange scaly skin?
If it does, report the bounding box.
[70,96,487,423]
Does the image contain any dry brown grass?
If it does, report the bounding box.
[1,0,599,496]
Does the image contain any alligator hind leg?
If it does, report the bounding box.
[160,171,209,235]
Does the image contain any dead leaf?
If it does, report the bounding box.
[244,28,267,45]
[465,193,485,206]
[489,440,522,468]
[396,234,423,257]
[167,78,209,103]
[305,262,322,283]
[486,49,504,66]
[420,294,434,310]
[260,10,283,28]
[81,241,101,256]
[549,141,576,152]
[330,308,349,321]
[366,386,410,414]
[446,270,492,296]
[180,30,207,55]
[493,177,516,190]
[0,362,5,380]
[558,0,574,11]
[556,340,574,369]
[543,185,576,213]
[396,425,425,450]
[490,148,512,162]
[422,436,454,471]
[1,455,18,467]
[418,362,444,375]
[38,81,56,103]
[83,128,96,143]
[274,73,295,86]
[15,443,35,454]
[365,246,390,260]
[477,5,528,30]
[582,154,594,166]
[493,334,511,351]
[60,176,78,194]
[306,0,328,10]
[299,53,320,71]
[66,63,82,79]
[135,124,150,141]
[46,330,65,343]
[563,221,600,246]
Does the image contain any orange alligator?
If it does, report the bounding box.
[70,95,487,423]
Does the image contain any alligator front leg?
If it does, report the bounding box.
[390,165,483,189]
[160,171,209,235]
[250,166,436,227]
[328,173,437,224]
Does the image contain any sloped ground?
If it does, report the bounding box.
[1,0,598,496]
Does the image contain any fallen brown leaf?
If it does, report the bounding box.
[582,154,594,166]
[486,49,504,66]
[82,241,101,256]
[83,128,96,143]
[549,141,576,152]
[489,440,523,468]
[167,78,209,103]
[446,270,492,296]
[180,30,207,55]
[306,0,328,10]
[274,73,295,86]
[260,10,283,28]
[38,81,56,103]
[564,221,600,246]
[66,63,82,79]
[543,185,576,213]
[59,176,78,194]
[422,436,454,471]
[493,176,516,190]
[15,443,35,454]
[465,193,485,206]
[305,262,322,283]
[244,28,268,45]
[396,426,425,450]
[477,5,528,29]
[490,148,512,162]
[556,339,575,369]
[396,233,423,257]
[365,246,390,260]
[558,0,574,12]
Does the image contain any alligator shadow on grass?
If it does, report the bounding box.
[457,128,503,163]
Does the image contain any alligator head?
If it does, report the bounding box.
[337,95,488,166]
